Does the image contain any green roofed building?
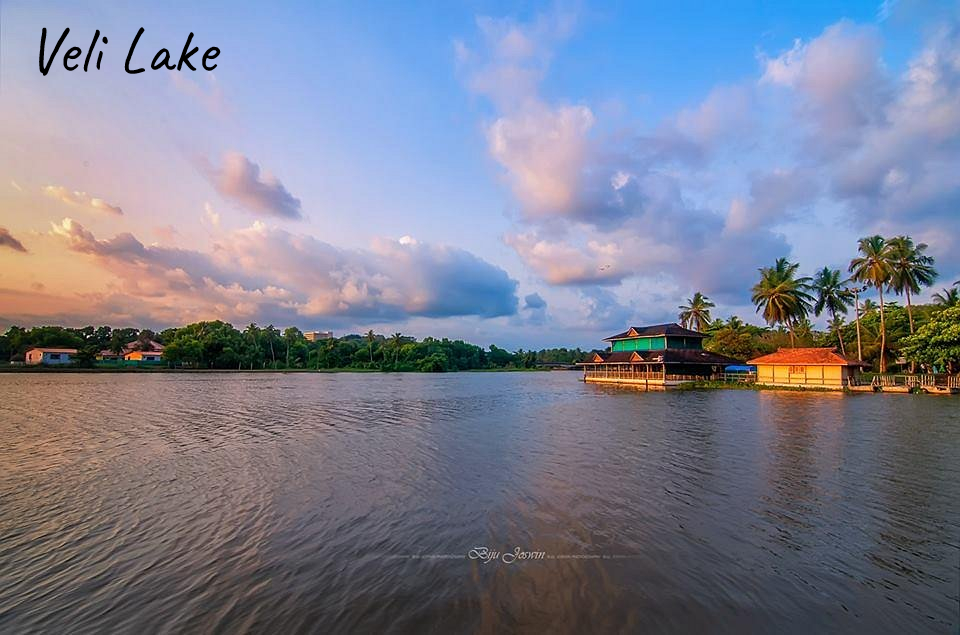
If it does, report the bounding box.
[579,323,741,388]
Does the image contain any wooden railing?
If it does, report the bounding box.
[718,372,757,383]
[583,368,665,381]
[857,374,960,388]
[582,368,723,382]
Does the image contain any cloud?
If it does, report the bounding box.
[523,292,546,309]
[43,185,123,215]
[725,168,820,232]
[458,11,791,308]
[830,24,960,217]
[673,84,756,149]
[459,11,577,110]
[577,287,635,331]
[761,20,960,268]
[0,227,27,253]
[203,202,221,228]
[170,72,229,117]
[458,10,960,319]
[44,218,518,326]
[205,152,303,220]
[760,21,887,148]
[487,104,597,220]
[153,225,180,243]
[505,229,673,286]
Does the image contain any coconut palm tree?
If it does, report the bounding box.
[811,267,853,356]
[932,287,959,308]
[849,235,894,372]
[391,332,403,366]
[366,329,376,364]
[848,284,865,361]
[751,258,814,347]
[887,236,937,334]
[678,292,716,331]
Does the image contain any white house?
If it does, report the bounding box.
[25,347,78,365]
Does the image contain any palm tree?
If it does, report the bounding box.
[849,235,894,372]
[887,236,937,334]
[932,287,959,308]
[751,258,814,346]
[847,284,869,362]
[811,267,853,356]
[391,332,403,366]
[726,316,744,330]
[678,292,716,331]
[366,329,376,364]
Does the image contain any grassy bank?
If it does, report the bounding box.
[677,380,842,393]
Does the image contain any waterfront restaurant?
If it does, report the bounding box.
[580,323,741,387]
[747,348,868,390]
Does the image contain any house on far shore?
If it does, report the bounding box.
[304,330,334,342]
[747,348,868,390]
[25,347,78,366]
[97,340,165,364]
[123,350,163,363]
[579,323,741,387]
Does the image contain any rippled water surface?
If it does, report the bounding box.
[1,372,958,633]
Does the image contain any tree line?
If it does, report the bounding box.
[678,234,959,373]
[0,321,593,372]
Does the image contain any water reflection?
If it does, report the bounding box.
[0,373,957,633]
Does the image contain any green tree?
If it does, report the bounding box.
[678,292,715,332]
[932,286,959,308]
[849,236,894,372]
[391,332,403,366]
[283,327,303,368]
[751,258,813,347]
[901,306,960,374]
[887,236,937,335]
[811,267,853,356]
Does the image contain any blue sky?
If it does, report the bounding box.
[0,1,957,348]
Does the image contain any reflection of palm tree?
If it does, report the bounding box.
[751,258,813,347]
[887,236,937,334]
[812,267,853,356]
[850,236,894,372]
[932,287,959,308]
[678,292,715,331]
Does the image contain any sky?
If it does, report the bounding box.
[0,0,957,349]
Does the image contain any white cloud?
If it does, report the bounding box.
[46,218,519,325]
[43,185,123,216]
[203,202,221,228]
[488,104,595,219]
[204,152,303,220]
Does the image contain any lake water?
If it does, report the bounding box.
[0,372,958,633]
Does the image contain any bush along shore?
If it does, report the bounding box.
[0,322,592,372]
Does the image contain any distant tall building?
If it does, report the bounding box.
[304,330,334,342]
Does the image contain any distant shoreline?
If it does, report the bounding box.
[0,366,555,374]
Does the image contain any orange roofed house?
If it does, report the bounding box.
[747,348,868,390]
